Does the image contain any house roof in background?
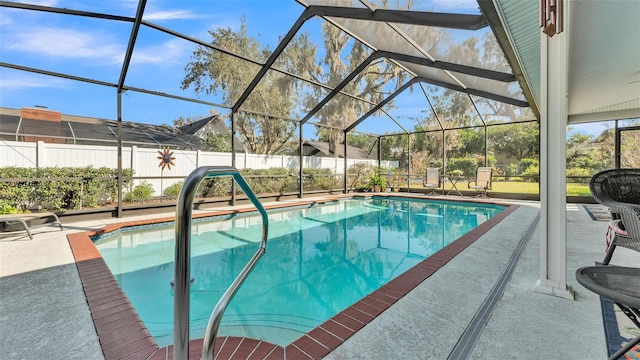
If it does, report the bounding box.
[304,140,374,159]
[0,107,220,149]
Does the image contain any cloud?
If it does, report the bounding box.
[143,10,202,21]
[5,27,124,65]
[131,38,191,65]
[0,73,70,90]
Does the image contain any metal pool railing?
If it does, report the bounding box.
[173,166,269,360]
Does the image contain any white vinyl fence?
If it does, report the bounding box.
[1,141,397,193]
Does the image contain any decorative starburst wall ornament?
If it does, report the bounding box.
[157,147,175,170]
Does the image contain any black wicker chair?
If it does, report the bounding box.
[589,168,640,264]
[575,266,640,360]
[590,168,640,206]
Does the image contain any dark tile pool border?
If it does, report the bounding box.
[67,194,518,360]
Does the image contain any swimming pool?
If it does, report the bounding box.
[93,197,504,347]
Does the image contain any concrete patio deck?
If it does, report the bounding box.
[1,197,637,359]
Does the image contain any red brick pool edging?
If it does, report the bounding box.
[67,195,518,360]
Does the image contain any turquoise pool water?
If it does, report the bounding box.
[93,197,504,347]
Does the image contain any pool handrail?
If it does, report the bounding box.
[173,166,269,360]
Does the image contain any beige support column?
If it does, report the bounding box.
[535,0,574,300]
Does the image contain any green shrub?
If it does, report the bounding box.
[566,167,591,183]
[520,165,539,182]
[486,155,497,167]
[428,159,443,169]
[0,166,130,211]
[163,181,183,198]
[504,164,518,180]
[303,168,340,191]
[242,168,292,194]
[0,168,33,210]
[198,177,232,198]
[195,167,320,197]
[123,181,155,202]
[0,204,24,215]
[367,166,387,191]
[447,158,477,177]
[347,162,374,188]
[519,158,539,174]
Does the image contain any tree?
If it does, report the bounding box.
[203,133,232,152]
[619,127,640,168]
[567,132,593,147]
[455,128,485,158]
[173,115,203,127]
[488,122,539,161]
[172,111,233,152]
[307,17,410,156]
[346,133,378,157]
[410,31,533,170]
[182,18,317,154]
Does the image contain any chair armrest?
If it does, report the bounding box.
[609,219,628,236]
[618,205,640,240]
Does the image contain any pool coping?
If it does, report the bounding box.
[67,194,518,360]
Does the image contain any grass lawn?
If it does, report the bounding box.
[412,180,591,196]
[566,183,592,196]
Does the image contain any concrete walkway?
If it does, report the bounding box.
[0,199,636,359]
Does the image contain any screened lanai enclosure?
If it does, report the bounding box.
[0,0,637,215]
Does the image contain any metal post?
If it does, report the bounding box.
[614,120,620,169]
[231,112,236,206]
[116,92,123,218]
[343,131,348,193]
[407,133,411,190]
[299,124,304,198]
[442,130,446,174]
[484,125,488,166]
[115,0,146,218]
[377,136,382,166]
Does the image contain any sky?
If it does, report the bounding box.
[1,0,306,124]
[0,0,616,138]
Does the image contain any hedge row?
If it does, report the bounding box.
[195,167,342,198]
[1,165,365,214]
[0,166,132,213]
